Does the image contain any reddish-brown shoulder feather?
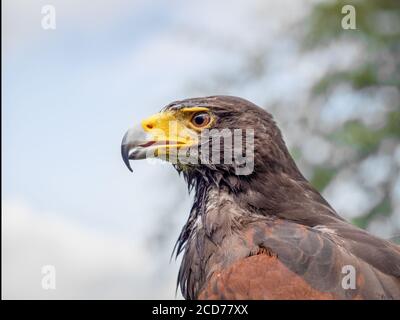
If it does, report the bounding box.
[199,254,336,299]
[197,219,400,300]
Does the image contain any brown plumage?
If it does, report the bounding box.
[121,95,400,300]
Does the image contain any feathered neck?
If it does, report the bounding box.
[174,162,344,258]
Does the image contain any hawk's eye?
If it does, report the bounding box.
[191,112,211,128]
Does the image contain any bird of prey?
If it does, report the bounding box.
[121,96,400,300]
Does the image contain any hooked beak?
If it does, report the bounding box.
[121,125,152,172]
[121,111,199,172]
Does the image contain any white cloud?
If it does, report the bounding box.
[2,200,181,299]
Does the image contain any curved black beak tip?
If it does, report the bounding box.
[121,132,133,172]
[121,144,133,172]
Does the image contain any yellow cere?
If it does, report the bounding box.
[139,110,201,153]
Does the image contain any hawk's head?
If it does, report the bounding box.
[121,95,301,182]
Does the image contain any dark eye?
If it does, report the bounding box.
[191,112,211,128]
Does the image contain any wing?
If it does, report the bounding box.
[198,219,400,300]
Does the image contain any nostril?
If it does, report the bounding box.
[146,123,154,130]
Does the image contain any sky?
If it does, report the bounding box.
[3,0,398,299]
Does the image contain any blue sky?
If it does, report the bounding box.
[4,1,195,233]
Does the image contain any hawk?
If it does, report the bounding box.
[121,96,400,299]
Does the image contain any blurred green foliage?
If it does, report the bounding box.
[311,167,337,191]
[352,198,392,229]
[304,0,400,49]
[330,110,400,155]
[305,0,400,231]
[313,65,380,94]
